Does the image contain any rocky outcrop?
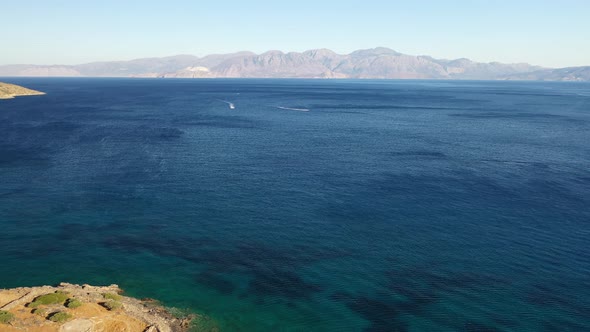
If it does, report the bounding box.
[0,82,45,99]
[0,283,194,332]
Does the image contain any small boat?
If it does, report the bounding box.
[217,99,236,109]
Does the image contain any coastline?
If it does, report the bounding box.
[0,283,194,332]
[0,82,45,99]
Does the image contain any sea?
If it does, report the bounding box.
[0,78,589,331]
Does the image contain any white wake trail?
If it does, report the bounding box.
[276,106,310,112]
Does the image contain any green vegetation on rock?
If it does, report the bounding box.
[48,311,72,323]
[102,300,122,311]
[32,308,47,316]
[65,298,82,308]
[0,283,193,331]
[103,292,122,301]
[28,291,69,308]
[0,310,14,324]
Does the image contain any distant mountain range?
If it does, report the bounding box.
[1,48,588,81]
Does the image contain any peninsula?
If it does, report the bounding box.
[0,283,194,332]
[0,82,45,99]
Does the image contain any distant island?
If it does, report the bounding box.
[0,283,194,332]
[0,82,45,99]
[1,48,588,81]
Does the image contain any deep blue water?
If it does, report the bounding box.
[1,78,589,331]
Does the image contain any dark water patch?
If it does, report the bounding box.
[198,242,349,274]
[383,267,511,326]
[9,237,64,259]
[388,267,509,290]
[271,90,465,104]
[247,269,321,299]
[524,285,590,318]
[199,244,337,299]
[524,284,573,308]
[479,159,550,169]
[184,119,259,129]
[489,315,519,329]
[323,168,590,229]
[199,246,293,273]
[310,103,460,111]
[575,176,590,185]
[11,121,82,142]
[104,235,160,254]
[112,125,185,141]
[387,283,437,308]
[155,127,184,139]
[70,125,184,146]
[394,292,438,316]
[449,112,573,120]
[1,120,81,137]
[235,242,350,266]
[477,90,570,98]
[332,280,447,329]
[104,235,337,301]
[542,320,589,331]
[0,144,49,167]
[1,121,81,155]
[424,271,505,291]
[332,280,512,332]
[332,293,408,332]
[464,322,501,332]
[37,121,81,132]
[290,243,351,262]
[103,234,205,261]
[172,114,260,129]
[104,234,347,273]
[82,152,170,190]
[56,221,135,243]
[141,126,184,140]
[318,172,515,225]
[58,223,103,242]
[524,178,590,208]
[390,150,447,159]
[325,110,368,115]
[194,271,236,295]
[0,188,27,197]
[78,189,155,212]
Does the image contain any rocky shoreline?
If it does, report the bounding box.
[0,82,45,99]
[0,283,194,332]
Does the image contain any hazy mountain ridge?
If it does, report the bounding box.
[501,66,590,81]
[1,48,587,81]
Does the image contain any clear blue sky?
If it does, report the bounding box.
[2,0,589,67]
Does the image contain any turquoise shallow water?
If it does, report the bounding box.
[1,78,589,331]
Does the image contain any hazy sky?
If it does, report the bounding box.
[2,0,589,67]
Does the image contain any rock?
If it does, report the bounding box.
[1,283,194,332]
[0,82,45,99]
[60,318,94,332]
